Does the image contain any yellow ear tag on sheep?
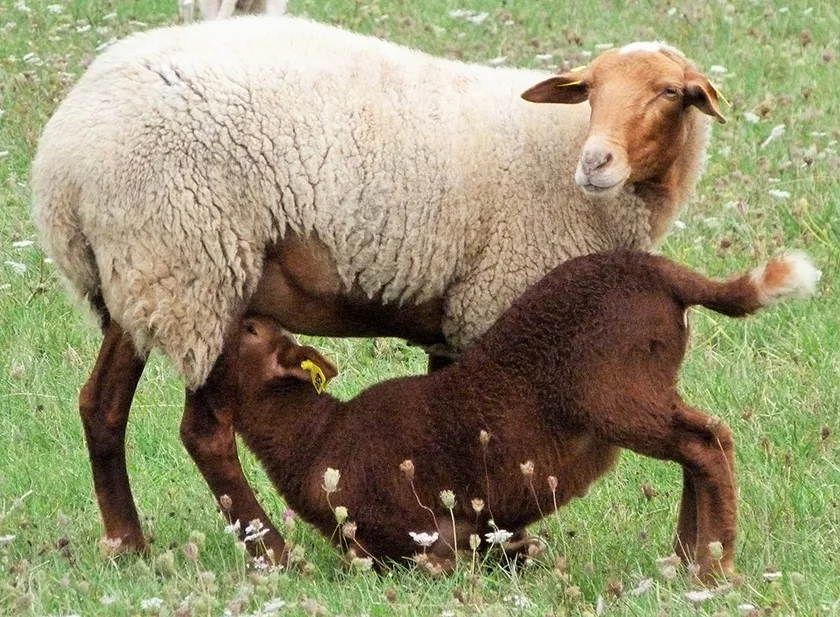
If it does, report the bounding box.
[710,82,731,107]
[556,80,583,88]
[300,360,329,394]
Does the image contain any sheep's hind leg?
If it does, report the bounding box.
[180,388,287,563]
[79,319,148,553]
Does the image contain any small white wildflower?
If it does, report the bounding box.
[763,570,783,582]
[0,535,15,545]
[667,6,677,15]
[261,598,286,614]
[744,111,760,124]
[14,2,30,13]
[140,597,165,611]
[322,467,340,493]
[672,220,686,230]
[685,590,714,604]
[505,594,533,609]
[535,53,554,62]
[596,595,606,615]
[224,519,241,535]
[760,124,786,149]
[12,240,33,248]
[244,519,268,542]
[629,578,654,595]
[100,594,117,605]
[466,12,488,24]
[5,261,26,275]
[469,534,481,551]
[768,189,791,200]
[351,556,374,571]
[448,9,470,18]
[76,24,91,33]
[409,531,439,548]
[778,6,789,13]
[709,65,727,74]
[334,505,348,524]
[103,12,117,20]
[738,603,757,613]
[487,56,507,66]
[485,529,514,544]
[46,4,63,13]
[803,7,813,15]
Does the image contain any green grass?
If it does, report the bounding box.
[1,0,839,615]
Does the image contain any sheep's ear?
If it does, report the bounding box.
[685,72,727,124]
[282,346,338,393]
[521,72,589,104]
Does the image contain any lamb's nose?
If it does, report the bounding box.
[580,146,613,177]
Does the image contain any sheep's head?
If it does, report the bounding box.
[521,42,725,196]
[231,315,338,394]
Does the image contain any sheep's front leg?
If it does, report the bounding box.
[79,319,148,553]
[180,389,287,563]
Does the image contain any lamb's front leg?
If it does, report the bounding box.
[180,388,287,563]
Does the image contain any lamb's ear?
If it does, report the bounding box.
[283,346,338,393]
[685,72,727,124]
[521,71,589,104]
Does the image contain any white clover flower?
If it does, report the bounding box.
[485,529,514,544]
[409,531,439,548]
[140,597,164,611]
[322,467,340,493]
[685,590,714,604]
[5,261,26,276]
[261,598,286,614]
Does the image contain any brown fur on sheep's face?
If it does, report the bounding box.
[521,42,725,197]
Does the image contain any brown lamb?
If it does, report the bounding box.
[205,250,818,579]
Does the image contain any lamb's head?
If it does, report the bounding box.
[228,315,338,395]
[521,42,726,196]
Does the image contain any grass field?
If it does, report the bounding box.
[1,0,839,615]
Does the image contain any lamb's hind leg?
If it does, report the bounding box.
[598,398,736,581]
[180,388,287,563]
[79,319,148,552]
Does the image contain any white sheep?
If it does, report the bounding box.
[31,18,725,555]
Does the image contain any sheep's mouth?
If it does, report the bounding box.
[580,181,621,195]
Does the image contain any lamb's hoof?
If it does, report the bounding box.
[98,532,148,558]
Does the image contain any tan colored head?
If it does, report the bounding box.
[521,42,726,196]
[230,315,338,395]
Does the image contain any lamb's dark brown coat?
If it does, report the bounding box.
[207,250,818,579]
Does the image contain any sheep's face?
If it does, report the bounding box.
[521,42,725,196]
[232,316,338,395]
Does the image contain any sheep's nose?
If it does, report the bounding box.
[580,146,613,177]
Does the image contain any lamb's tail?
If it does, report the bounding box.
[660,252,820,317]
[31,160,107,327]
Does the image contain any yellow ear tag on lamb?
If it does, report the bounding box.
[556,80,583,88]
[300,360,329,394]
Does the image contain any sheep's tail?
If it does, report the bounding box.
[31,166,107,328]
[661,252,820,317]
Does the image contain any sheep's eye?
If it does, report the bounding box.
[663,86,680,98]
[245,323,258,336]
